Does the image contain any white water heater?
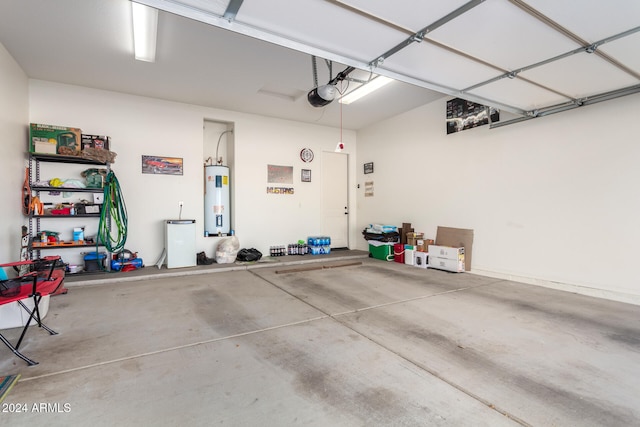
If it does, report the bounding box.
[204,165,230,235]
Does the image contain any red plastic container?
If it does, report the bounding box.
[394,243,405,263]
[50,207,71,215]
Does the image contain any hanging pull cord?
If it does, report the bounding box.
[97,170,128,254]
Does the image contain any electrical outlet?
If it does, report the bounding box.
[179,201,184,207]
[93,193,104,204]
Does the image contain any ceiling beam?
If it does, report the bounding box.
[324,0,558,112]
[132,0,527,115]
[325,0,409,34]
[463,24,640,103]
[132,0,637,122]
[223,0,244,21]
[508,0,640,80]
[324,0,530,115]
[369,0,486,68]
[134,0,373,69]
[491,84,640,128]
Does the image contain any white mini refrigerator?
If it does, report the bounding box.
[165,220,196,268]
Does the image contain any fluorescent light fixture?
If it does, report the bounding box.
[132,2,158,62]
[339,76,393,104]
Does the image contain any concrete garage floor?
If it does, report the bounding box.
[1,253,639,426]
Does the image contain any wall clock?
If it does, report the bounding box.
[300,148,314,163]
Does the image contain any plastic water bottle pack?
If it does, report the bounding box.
[307,236,331,255]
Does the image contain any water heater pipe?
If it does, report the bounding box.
[215,130,233,165]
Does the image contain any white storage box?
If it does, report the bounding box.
[429,245,464,260]
[429,257,464,273]
[404,245,415,266]
[414,252,428,269]
[428,245,465,273]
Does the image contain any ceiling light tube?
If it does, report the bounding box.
[132,2,158,62]
[339,76,393,104]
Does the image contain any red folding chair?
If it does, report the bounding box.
[0,256,64,366]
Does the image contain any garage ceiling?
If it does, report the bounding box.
[1,0,639,130]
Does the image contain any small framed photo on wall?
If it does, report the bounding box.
[364,162,374,174]
[142,155,184,175]
[301,169,312,182]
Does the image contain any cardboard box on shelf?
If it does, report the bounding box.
[76,203,101,214]
[29,123,82,155]
[33,139,57,154]
[81,134,111,151]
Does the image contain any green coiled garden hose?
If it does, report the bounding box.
[97,170,128,253]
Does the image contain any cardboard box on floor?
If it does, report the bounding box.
[406,232,424,247]
[399,223,413,245]
[435,226,474,271]
[428,245,465,273]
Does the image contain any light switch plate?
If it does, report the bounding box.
[93,193,104,204]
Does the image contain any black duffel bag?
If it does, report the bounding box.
[362,229,400,242]
[236,248,262,262]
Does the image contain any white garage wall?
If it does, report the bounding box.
[0,43,28,264]
[28,80,357,269]
[356,95,640,304]
[12,71,639,305]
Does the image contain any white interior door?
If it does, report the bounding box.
[322,152,349,248]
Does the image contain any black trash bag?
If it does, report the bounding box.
[236,248,262,262]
